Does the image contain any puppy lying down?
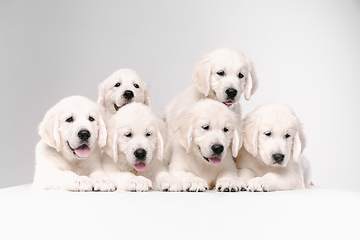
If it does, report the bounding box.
[168,99,242,192]
[33,96,116,191]
[236,102,312,192]
[102,103,181,191]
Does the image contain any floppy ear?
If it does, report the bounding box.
[191,55,212,97]
[173,112,194,153]
[112,131,119,163]
[156,119,167,161]
[292,124,306,162]
[143,82,152,108]
[231,127,243,158]
[156,130,164,161]
[98,116,107,149]
[97,81,107,108]
[38,107,61,152]
[244,60,259,101]
[243,117,259,157]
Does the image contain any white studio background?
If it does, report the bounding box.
[1,0,359,191]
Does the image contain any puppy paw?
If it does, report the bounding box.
[159,176,183,192]
[216,177,240,192]
[92,176,117,192]
[247,177,272,192]
[68,176,93,192]
[183,177,208,192]
[238,178,249,191]
[126,176,152,192]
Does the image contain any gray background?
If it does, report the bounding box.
[1,0,360,191]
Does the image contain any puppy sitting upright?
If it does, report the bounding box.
[102,103,181,191]
[236,102,312,192]
[169,99,242,192]
[34,96,117,191]
[97,69,151,116]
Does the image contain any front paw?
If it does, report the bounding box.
[247,177,272,192]
[183,177,208,192]
[159,176,183,192]
[216,177,241,192]
[126,176,152,192]
[92,176,117,192]
[68,176,93,192]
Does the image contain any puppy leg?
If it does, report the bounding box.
[238,168,256,191]
[87,156,117,192]
[151,164,183,192]
[216,170,241,192]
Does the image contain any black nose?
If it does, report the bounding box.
[134,148,147,160]
[272,153,285,163]
[78,130,91,141]
[123,90,134,100]
[211,144,224,155]
[225,88,237,99]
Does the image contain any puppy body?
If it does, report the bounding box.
[165,48,258,124]
[236,102,311,192]
[98,69,151,116]
[102,103,181,191]
[168,99,243,192]
[33,96,116,191]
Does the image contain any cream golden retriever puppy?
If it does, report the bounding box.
[33,96,117,191]
[168,99,242,192]
[236,102,312,192]
[98,69,151,115]
[102,103,181,191]
[165,47,258,127]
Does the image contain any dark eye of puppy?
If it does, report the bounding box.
[285,133,291,138]
[238,72,244,78]
[66,117,73,123]
[89,116,95,122]
[125,132,132,138]
[146,132,151,137]
[217,71,225,76]
[114,82,121,87]
[202,125,210,130]
[134,84,140,89]
[264,132,271,137]
[223,127,229,132]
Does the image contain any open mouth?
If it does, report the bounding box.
[114,101,132,111]
[203,156,222,166]
[223,101,234,106]
[134,162,146,172]
[68,142,91,158]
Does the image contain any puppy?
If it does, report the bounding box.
[102,103,181,191]
[97,69,151,115]
[236,102,312,192]
[165,47,258,128]
[33,96,117,191]
[168,99,242,192]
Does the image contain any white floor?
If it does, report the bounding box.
[1,184,359,240]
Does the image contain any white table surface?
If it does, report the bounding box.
[1,184,359,240]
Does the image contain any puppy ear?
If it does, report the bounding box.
[231,127,243,158]
[156,130,164,161]
[244,60,259,101]
[173,115,194,153]
[156,119,167,161]
[143,82,152,108]
[97,116,107,149]
[243,117,259,157]
[38,107,61,152]
[97,81,106,108]
[112,131,119,163]
[292,124,306,162]
[191,55,211,97]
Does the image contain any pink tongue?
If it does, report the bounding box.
[225,101,233,105]
[208,157,221,166]
[134,162,146,172]
[74,145,91,158]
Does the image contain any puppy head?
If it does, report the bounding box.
[38,96,107,160]
[173,99,242,166]
[104,103,166,172]
[243,102,306,167]
[97,69,152,114]
[191,48,258,108]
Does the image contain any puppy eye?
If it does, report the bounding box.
[125,132,132,138]
[66,117,73,123]
[217,71,225,76]
[146,132,151,137]
[114,82,121,87]
[134,84,140,89]
[202,125,210,130]
[264,132,271,137]
[285,134,291,138]
[238,72,244,78]
[223,127,229,132]
[89,116,95,122]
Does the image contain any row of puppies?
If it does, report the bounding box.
[33,47,311,192]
